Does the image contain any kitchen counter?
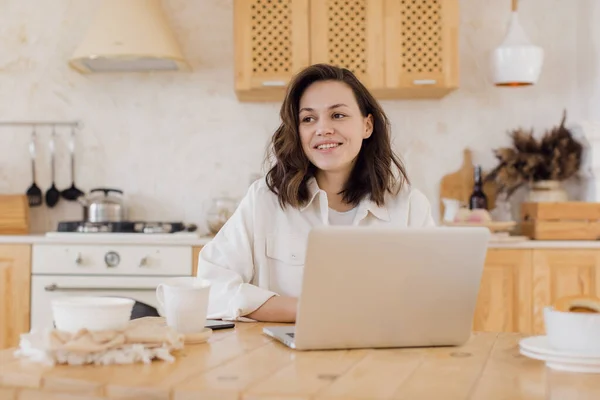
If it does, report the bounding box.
[0,233,213,246]
[2,233,600,249]
[0,323,598,399]
[487,239,600,248]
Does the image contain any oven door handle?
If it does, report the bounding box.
[44,284,157,292]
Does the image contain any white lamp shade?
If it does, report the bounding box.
[491,12,544,86]
[69,0,189,73]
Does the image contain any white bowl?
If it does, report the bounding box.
[51,296,135,333]
[544,306,600,353]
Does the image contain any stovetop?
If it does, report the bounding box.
[56,221,197,234]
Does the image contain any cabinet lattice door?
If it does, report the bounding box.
[310,0,384,89]
[233,0,459,101]
[234,0,310,101]
[384,0,459,97]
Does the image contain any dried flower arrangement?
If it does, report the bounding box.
[485,110,583,197]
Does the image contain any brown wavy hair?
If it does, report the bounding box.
[265,63,409,209]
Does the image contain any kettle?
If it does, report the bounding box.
[78,188,126,223]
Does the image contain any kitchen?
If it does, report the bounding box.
[1,0,600,398]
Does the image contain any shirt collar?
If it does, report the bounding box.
[300,177,390,222]
[299,177,321,212]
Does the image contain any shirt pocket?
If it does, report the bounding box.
[265,234,306,296]
[266,234,306,266]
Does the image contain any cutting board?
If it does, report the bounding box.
[439,149,497,219]
[0,195,29,234]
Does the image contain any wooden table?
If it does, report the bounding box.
[1,322,599,400]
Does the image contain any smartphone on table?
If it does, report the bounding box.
[205,319,235,330]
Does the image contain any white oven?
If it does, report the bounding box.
[30,240,193,331]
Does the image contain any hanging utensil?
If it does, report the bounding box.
[61,126,84,201]
[45,126,60,208]
[25,127,42,207]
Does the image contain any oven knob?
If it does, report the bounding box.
[104,251,120,268]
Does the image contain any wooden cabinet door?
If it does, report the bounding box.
[234,0,310,101]
[383,0,459,98]
[0,245,31,349]
[310,0,385,90]
[473,249,533,334]
[532,249,600,334]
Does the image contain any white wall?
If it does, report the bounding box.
[577,0,600,122]
[0,0,589,233]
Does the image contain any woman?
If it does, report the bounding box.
[197,64,435,323]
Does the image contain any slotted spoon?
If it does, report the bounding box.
[61,126,84,201]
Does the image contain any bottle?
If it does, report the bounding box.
[469,165,488,210]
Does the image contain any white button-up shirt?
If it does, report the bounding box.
[196,177,436,321]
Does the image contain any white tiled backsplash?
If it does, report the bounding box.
[0,0,598,234]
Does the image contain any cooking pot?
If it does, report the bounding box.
[79,188,126,223]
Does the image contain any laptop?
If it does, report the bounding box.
[263,226,490,351]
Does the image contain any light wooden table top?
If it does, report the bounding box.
[1,322,599,400]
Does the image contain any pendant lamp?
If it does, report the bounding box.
[491,0,544,86]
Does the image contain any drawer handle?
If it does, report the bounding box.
[261,80,286,87]
[413,79,437,85]
[44,284,156,292]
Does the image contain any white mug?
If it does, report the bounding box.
[156,277,211,334]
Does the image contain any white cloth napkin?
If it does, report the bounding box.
[14,317,185,366]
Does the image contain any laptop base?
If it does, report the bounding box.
[263,326,297,349]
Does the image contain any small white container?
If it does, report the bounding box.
[156,277,211,334]
[51,296,135,333]
[544,306,600,353]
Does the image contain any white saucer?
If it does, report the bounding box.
[183,327,212,344]
[520,349,600,373]
[519,336,600,359]
[519,336,600,373]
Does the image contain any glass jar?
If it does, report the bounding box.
[206,197,238,235]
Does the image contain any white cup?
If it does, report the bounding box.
[156,277,211,334]
[544,306,600,353]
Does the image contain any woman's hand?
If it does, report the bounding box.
[246,296,297,322]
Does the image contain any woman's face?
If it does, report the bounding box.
[298,80,373,176]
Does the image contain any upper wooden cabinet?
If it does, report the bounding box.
[382,0,459,99]
[233,0,459,101]
[310,0,385,90]
[233,0,310,101]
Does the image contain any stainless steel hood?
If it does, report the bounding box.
[69,0,189,73]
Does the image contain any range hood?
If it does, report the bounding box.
[69,0,189,73]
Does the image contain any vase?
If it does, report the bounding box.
[527,180,568,202]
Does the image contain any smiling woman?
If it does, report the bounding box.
[266,64,409,213]
[196,64,435,323]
